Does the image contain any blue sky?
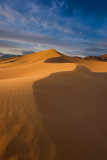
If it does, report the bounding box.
[0,0,107,56]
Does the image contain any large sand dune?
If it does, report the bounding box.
[0,49,107,160]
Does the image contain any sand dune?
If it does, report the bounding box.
[0,49,61,68]
[0,49,107,160]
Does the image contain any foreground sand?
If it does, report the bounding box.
[0,49,107,160]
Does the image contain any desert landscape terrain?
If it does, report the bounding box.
[0,49,107,160]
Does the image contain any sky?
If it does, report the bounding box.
[0,0,107,57]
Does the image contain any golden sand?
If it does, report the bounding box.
[0,49,107,160]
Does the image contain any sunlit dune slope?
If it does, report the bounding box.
[79,60,107,72]
[0,49,77,79]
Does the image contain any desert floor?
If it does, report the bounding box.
[0,49,107,160]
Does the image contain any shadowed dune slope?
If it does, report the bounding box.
[33,65,107,160]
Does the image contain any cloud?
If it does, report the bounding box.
[56,0,107,18]
[0,0,96,38]
[0,52,5,55]
[84,47,107,53]
[0,28,77,50]
[0,40,18,48]
[0,27,107,56]
[0,0,107,57]
[21,50,36,55]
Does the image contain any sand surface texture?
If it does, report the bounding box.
[0,49,107,160]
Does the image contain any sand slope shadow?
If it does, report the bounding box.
[33,66,107,160]
[44,56,69,63]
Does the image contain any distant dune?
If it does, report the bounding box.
[0,54,18,59]
[99,54,107,61]
[0,49,107,160]
[84,54,107,61]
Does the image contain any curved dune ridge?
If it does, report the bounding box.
[0,49,107,160]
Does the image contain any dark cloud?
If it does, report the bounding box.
[0,28,76,50]
[22,50,35,54]
[84,47,107,53]
[0,40,18,48]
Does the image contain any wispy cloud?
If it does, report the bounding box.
[0,28,77,49]
[0,40,19,48]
